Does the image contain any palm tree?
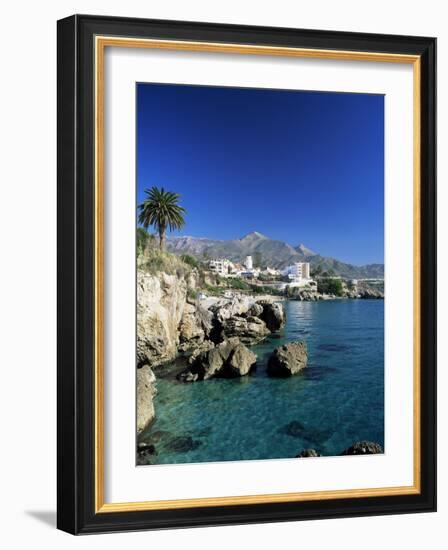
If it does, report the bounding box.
[138,186,186,250]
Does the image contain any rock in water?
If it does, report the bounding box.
[267,341,308,376]
[137,442,156,457]
[136,365,157,434]
[259,301,286,332]
[177,338,257,381]
[296,448,322,458]
[226,343,257,377]
[167,435,202,453]
[341,441,383,455]
[220,315,269,345]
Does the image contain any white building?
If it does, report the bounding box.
[282,262,315,288]
[245,255,253,270]
[209,258,233,277]
[283,262,310,279]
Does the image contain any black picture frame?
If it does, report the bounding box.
[57,14,436,534]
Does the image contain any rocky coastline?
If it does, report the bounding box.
[136,264,384,458]
[136,268,293,434]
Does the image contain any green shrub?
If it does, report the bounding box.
[317,278,343,296]
[180,254,199,268]
[139,246,191,277]
[137,227,156,255]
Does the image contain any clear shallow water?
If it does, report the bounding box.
[138,299,384,465]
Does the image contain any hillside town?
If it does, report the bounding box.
[205,254,383,300]
[209,255,316,288]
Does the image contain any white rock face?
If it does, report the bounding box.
[137,271,188,367]
[137,365,157,434]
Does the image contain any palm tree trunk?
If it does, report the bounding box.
[159,227,166,250]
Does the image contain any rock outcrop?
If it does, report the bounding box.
[296,448,322,458]
[137,276,285,367]
[341,441,383,455]
[178,302,214,351]
[137,271,188,367]
[357,288,384,299]
[219,315,270,345]
[258,301,285,332]
[267,341,308,377]
[177,337,257,382]
[137,365,157,434]
[208,296,284,345]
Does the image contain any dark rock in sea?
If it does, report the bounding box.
[177,370,199,383]
[189,426,213,437]
[148,430,172,443]
[296,448,322,458]
[278,420,306,438]
[279,420,333,447]
[259,301,285,332]
[267,341,308,377]
[341,441,383,455]
[167,435,202,453]
[177,337,257,382]
[137,442,156,457]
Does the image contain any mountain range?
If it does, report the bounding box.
[167,232,384,279]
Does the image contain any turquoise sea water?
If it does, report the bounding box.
[138,299,384,465]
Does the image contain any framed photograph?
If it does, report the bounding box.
[57,15,436,534]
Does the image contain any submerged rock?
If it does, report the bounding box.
[296,448,322,458]
[341,441,383,455]
[167,435,202,453]
[137,442,156,457]
[267,341,308,377]
[136,365,157,434]
[279,420,306,438]
[177,337,257,382]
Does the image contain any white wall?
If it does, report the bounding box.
[0,0,444,547]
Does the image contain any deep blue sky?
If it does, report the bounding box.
[137,83,384,265]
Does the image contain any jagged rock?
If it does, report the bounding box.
[358,288,384,299]
[137,271,188,367]
[187,340,215,365]
[137,366,157,434]
[341,441,383,455]
[226,342,258,377]
[210,296,253,322]
[296,449,321,458]
[137,442,156,457]
[177,370,199,383]
[178,303,210,351]
[245,303,264,317]
[259,301,286,331]
[220,315,270,345]
[267,341,308,377]
[177,338,257,382]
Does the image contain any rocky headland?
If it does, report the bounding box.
[136,265,288,434]
[136,246,383,458]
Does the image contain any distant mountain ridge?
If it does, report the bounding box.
[167,231,384,279]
